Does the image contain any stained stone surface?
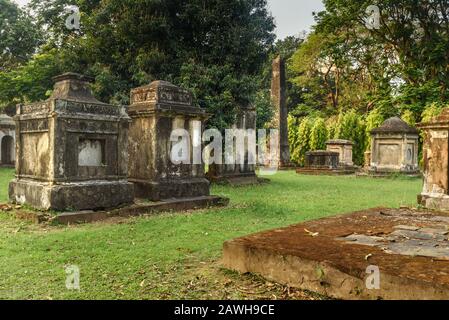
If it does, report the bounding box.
[369,117,419,174]
[339,224,449,260]
[326,139,354,167]
[128,81,211,201]
[297,151,355,175]
[207,104,259,185]
[418,109,449,210]
[9,73,134,211]
[223,208,449,300]
[271,56,291,168]
[0,114,15,165]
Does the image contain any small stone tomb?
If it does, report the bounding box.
[296,151,355,175]
[0,114,15,166]
[207,104,262,185]
[369,117,419,175]
[326,139,354,167]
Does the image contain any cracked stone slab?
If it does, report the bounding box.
[223,208,449,300]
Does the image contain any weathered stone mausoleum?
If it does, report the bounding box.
[128,81,211,201]
[326,139,354,167]
[418,109,449,210]
[0,114,15,166]
[9,73,134,211]
[207,104,259,185]
[369,117,419,174]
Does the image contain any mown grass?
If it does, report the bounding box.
[0,168,422,300]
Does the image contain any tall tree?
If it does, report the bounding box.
[0,0,42,71]
[24,0,275,129]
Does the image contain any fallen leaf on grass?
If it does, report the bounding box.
[304,229,319,237]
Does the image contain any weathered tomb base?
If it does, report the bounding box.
[9,179,134,211]
[223,208,449,300]
[7,195,229,224]
[130,178,210,201]
[208,172,269,186]
[56,195,228,224]
[418,193,449,211]
[296,167,356,176]
[296,151,356,176]
[356,169,421,178]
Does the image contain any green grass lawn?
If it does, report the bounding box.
[0,168,422,300]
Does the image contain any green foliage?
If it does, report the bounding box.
[0,51,62,108]
[288,0,449,141]
[0,167,421,299]
[310,118,328,151]
[335,110,366,165]
[326,116,338,140]
[365,108,384,150]
[0,0,42,71]
[287,115,299,162]
[401,110,416,127]
[294,117,312,166]
[254,90,274,129]
[6,0,276,129]
[421,102,445,123]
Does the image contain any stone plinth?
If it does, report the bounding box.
[128,81,211,201]
[326,139,354,167]
[297,151,355,175]
[271,56,292,168]
[0,114,15,165]
[223,208,449,300]
[207,105,261,185]
[369,117,419,175]
[364,151,371,169]
[9,73,134,211]
[305,151,339,169]
[297,151,354,175]
[418,109,449,210]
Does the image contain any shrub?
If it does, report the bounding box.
[310,118,328,151]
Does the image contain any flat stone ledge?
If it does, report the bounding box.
[296,167,357,176]
[356,171,422,178]
[222,208,449,300]
[210,176,270,186]
[5,196,229,225]
[56,195,229,224]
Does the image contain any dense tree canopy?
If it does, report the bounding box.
[0,0,275,129]
[0,0,42,71]
[291,0,449,121]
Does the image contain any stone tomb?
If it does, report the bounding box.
[326,139,354,167]
[223,208,449,300]
[0,114,15,166]
[418,109,449,210]
[128,81,217,201]
[207,104,262,186]
[296,151,355,175]
[369,117,419,175]
[9,73,134,211]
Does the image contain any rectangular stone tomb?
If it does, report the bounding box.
[296,151,355,175]
[223,208,449,300]
[128,80,222,202]
[9,73,134,211]
[207,104,267,186]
